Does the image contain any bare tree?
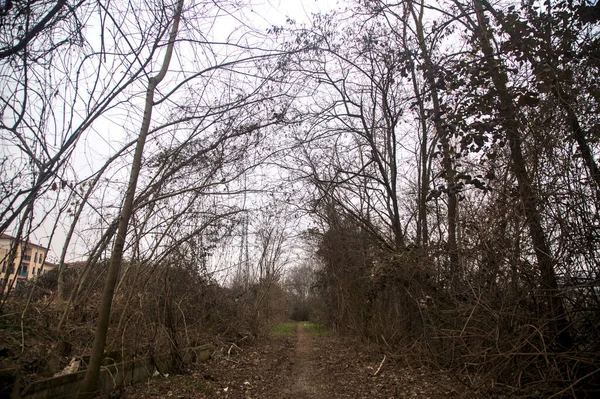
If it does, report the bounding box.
[78,1,185,396]
[288,15,415,251]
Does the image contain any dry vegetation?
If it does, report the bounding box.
[1,0,600,398]
[0,260,278,384]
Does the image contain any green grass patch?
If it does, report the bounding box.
[270,322,297,337]
[300,321,329,337]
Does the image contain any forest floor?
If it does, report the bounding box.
[121,322,487,399]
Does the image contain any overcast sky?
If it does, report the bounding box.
[27,0,347,269]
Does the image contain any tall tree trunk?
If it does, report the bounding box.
[57,189,86,306]
[398,6,430,247]
[382,87,405,251]
[472,0,571,348]
[418,108,429,247]
[409,0,459,285]
[77,2,184,397]
[554,87,600,202]
[56,220,118,333]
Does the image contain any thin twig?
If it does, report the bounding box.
[547,367,600,399]
[21,281,37,353]
[374,354,387,376]
[228,343,242,356]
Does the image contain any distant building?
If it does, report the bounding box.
[0,234,51,293]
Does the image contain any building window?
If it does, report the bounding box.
[23,255,31,261]
[1,261,5,273]
[34,253,38,263]
[18,263,29,277]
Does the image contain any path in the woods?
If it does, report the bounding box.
[122,322,483,398]
[283,323,321,398]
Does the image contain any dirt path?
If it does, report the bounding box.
[283,323,320,398]
[121,323,483,398]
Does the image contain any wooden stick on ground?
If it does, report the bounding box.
[374,354,387,376]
